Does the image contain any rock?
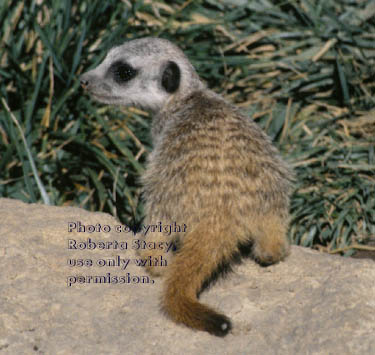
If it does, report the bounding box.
[0,198,374,354]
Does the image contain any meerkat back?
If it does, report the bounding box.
[81,37,293,337]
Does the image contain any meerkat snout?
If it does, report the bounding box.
[79,76,90,89]
[81,37,293,337]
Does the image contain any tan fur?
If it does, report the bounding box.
[140,90,292,336]
[81,38,293,337]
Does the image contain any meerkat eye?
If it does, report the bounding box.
[109,61,137,84]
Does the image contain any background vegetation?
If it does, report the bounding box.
[1,0,374,255]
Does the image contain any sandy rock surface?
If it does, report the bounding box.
[0,198,374,355]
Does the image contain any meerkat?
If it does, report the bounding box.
[80,37,293,337]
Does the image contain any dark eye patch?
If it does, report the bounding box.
[109,61,137,84]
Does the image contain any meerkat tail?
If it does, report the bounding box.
[162,222,237,337]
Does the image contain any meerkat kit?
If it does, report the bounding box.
[81,37,293,337]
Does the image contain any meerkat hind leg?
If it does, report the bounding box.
[251,214,290,266]
[137,230,177,277]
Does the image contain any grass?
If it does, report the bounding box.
[0,0,374,255]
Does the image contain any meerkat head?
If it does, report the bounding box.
[80,37,204,113]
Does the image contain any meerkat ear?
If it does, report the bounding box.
[161,61,180,93]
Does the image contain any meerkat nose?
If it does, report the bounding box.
[80,74,90,89]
